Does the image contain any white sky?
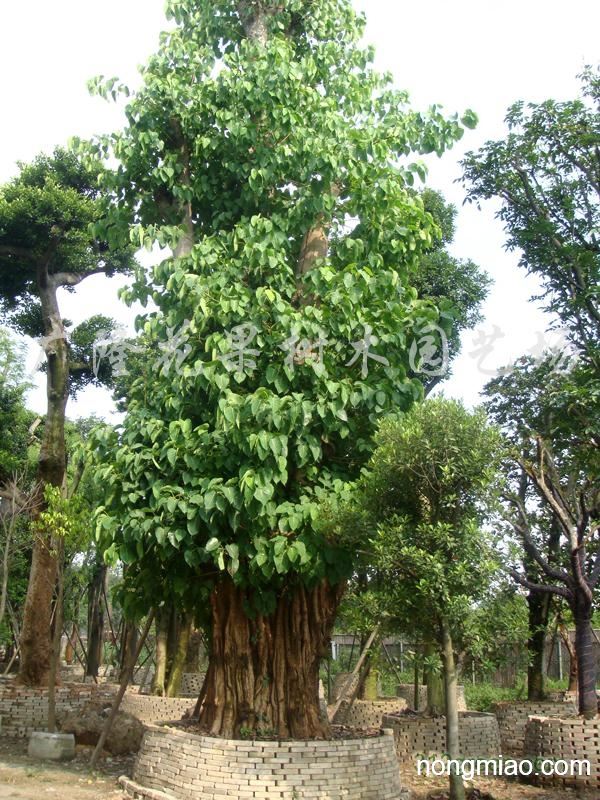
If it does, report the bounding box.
[0,0,598,419]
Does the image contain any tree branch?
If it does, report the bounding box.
[506,567,571,599]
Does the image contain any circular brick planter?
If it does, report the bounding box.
[524,715,600,789]
[0,679,194,738]
[334,698,408,727]
[493,700,577,755]
[123,723,404,799]
[395,684,466,712]
[382,711,500,763]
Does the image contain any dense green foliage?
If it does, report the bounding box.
[87,0,477,612]
[0,329,35,483]
[341,399,502,649]
[0,150,133,337]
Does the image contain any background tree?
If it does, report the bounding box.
[86,0,476,738]
[463,70,599,717]
[342,399,502,800]
[461,66,599,365]
[486,355,600,717]
[0,149,136,685]
[0,328,35,484]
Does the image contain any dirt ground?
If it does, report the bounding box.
[0,738,596,800]
[0,739,128,800]
[403,766,597,800]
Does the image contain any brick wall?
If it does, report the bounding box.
[382,712,501,764]
[493,701,577,755]
[120,694,195,725]
[334,698,407,728]
[128,723,404,799]
[395,684,467,712]
[524,716,600,789]
[179,673,206,698]
[0,682,117,738]
[0,680,194,737]
[139,672,206,697]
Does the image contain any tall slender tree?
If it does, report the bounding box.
[341,399,502,800]
[0,149,136,684]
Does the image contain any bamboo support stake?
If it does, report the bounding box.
[90,611,155,770]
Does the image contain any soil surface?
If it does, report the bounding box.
[404,769,597,799]
[0,738,129,800]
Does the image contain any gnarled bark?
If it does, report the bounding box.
[196,577,343,739]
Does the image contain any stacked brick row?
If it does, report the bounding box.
[524,716,600,789]
[381,712,501,764]
[131,724,404,799]
[179,674,206,698]
[334,698,407,728]
[0,682,116,737]
[121,694,194,724]
[0,681,194,737]
[493,701,577,755]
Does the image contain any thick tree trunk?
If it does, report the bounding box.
[572,592,597,718]
[527,591,551,700]
[86,561,107,679]
[197,577,343,739]
[441,617,465,800]
[18,273,69,686]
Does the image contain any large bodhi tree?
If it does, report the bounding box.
[87,0,475,738]
[0,150,136,685]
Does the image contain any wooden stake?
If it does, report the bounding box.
[90,611,155,770]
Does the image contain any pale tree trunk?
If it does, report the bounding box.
[424,639,445,715]
[441,617,465,800]
[196,578,343,738]
[151,608,169,696]
[166,614,193,697]
[18,269,69,686]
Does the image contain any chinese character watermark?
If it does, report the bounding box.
[219,324,261,373]
[409,323,450,377]
[346,324,390,378]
